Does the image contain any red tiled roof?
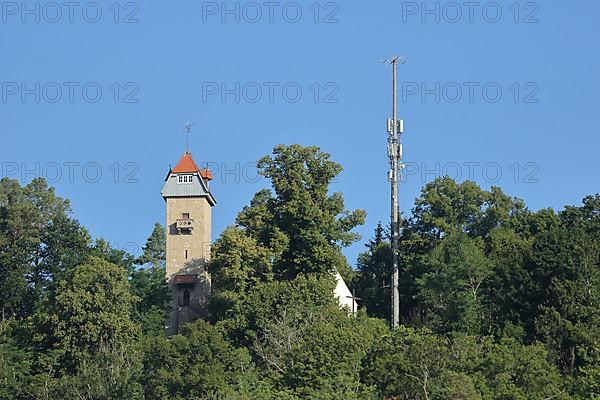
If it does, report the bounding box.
[172,152,213,180]
[201,168,213,180]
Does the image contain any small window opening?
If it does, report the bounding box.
[178,175,193,184]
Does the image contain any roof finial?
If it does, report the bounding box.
[184,121,194,153]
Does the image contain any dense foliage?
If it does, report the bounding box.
[0,145,598,399]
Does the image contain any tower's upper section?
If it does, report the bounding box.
[161,152,216,206]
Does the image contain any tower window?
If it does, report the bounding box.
[185,250,188,259]
[182,213,190,219]
[177,175,193,184]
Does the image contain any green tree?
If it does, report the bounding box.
[352,223,392,321]
[0,318,33,400]
[131,223,169,336]
[46,256,140,370]
[417,233,493,334]
[208,225,274,322]
[89,238,137,274]
[410,178,524,240]
[256,144,366,279]
[481,337,571,400]
[363,328,569,400]
[141,320,258,400]
[530,224,600,376]
[53,341,143,400]
[483,227,533,339]
[229,275,385,398]
[0,177,89,319]
[363,327,480,399]
[138,222,166,268]
[209,144,365,318]
[392,178,524,325]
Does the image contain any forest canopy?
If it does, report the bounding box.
[1,144,598,399]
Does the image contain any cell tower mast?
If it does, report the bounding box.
[384,56,406,329]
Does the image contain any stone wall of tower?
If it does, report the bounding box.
[165,196,212,335]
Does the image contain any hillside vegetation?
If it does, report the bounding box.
[1,145,598,399]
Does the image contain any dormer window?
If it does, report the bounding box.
[178,174,193,184]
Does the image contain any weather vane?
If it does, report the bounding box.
[185,121,195,153]
[382,55,408,65]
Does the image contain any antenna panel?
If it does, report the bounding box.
[387,118,394,133]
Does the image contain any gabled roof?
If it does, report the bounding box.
[172,152,213,180]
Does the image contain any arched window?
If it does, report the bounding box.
[182,290,190,307]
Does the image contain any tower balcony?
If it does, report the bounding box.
[174,274,199,285]
[176,218,194,230]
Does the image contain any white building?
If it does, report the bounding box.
[334,271,358,313]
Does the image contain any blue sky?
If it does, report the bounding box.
[1,1,599,264]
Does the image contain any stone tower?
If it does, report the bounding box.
[161,152,216,335]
